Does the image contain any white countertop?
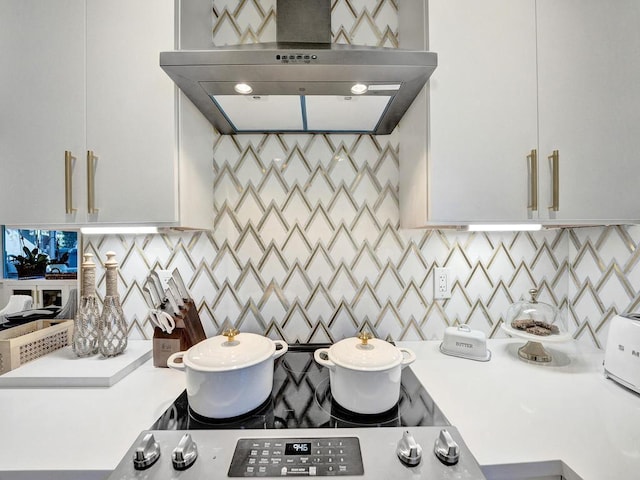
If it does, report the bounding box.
[397,339,640,480]
[0,339,638,479]
[0,354,185,479]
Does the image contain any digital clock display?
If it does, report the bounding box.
[284,442,311,455]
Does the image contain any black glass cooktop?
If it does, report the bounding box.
[151,344,449,431]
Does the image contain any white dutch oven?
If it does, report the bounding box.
[314,333,416,414]
[167,329,288,418]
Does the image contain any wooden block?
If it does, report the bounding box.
[152,327,188,368]
[182,300,207,344]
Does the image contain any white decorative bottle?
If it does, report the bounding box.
[72,253,99,357]
[98,251,128,357]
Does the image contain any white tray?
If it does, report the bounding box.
[0,340,152,388]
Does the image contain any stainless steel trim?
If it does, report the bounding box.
[159,46,437,134]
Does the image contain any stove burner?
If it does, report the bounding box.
[313,377,404,427]
[277,345,326,375]
[150,345,449,431]
[187,396,275,428]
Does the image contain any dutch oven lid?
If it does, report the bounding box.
[328,332,403,371]
[184,329,276,371]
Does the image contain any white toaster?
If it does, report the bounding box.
[603,313,640,394]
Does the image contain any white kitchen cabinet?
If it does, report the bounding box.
[536,0,640,222]
[0,0,213,229]
[0,0,86,226]
[400,0,640,226]
[400,0,538,226]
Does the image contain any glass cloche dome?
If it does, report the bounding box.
[502,288,570,363]
[505,288,567,336]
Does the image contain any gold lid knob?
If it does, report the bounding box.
[223,328,240,342]
[357,331,373,345]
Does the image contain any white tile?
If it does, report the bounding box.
[328,226,359,266]
[328,303,359,340]
[282,264,313,306]
[397,282,427,323]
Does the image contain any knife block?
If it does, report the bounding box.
[180,300,207,345]
[153,326,188,368]
[152,301,207,368]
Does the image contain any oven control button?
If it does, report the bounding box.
[172,433,198,470]
[133,433,161,470]
[396,430,423,466]
[434,429,460,465]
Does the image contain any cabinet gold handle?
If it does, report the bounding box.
[87,150,99,214]
[64,151,77,214]
[527,149,538,211]
[548,150,559,211]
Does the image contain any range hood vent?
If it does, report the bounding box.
[160,0,437,135]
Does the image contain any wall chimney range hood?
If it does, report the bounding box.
[160,0,437,135]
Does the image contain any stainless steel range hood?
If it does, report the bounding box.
[160,0,437,135]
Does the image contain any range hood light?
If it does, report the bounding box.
[234,83,253,94]
[350,83,368,95]
[367,84,402,91]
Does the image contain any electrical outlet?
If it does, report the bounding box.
[434,267,452,300]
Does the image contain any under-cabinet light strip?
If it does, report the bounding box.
[467,224,542,232]
[80,226,158,235]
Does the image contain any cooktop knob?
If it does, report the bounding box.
[172,433,198,470]
[434,429,460,465]
[133,433,161,470]
[396,430,423,466]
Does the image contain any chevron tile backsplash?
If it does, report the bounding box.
[83,1,640,349]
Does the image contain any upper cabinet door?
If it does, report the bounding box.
[400,0,538,227]
[85,0,177,224]
[0,0,212,229]
[0,0,86,226]
[427,0,538,223]
[536,0,640,223]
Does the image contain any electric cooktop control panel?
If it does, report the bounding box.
[228,437,363,477]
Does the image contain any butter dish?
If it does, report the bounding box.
[440,325,491,362]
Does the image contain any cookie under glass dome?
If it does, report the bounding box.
[501,288,570,363]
